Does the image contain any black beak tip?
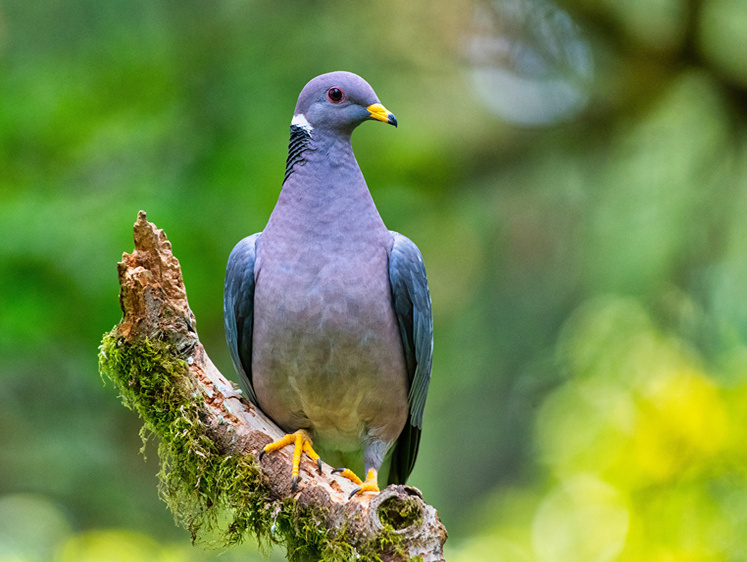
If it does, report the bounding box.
[388,114,398,127]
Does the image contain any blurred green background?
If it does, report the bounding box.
[2,0,747,560]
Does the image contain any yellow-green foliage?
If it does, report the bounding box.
[98,332,417,562]
[449,295,747,561]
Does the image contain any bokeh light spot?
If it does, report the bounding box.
[532,475,629,562]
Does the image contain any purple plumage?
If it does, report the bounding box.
[224,72,432,492]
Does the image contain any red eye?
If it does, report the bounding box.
[327,87,344,103]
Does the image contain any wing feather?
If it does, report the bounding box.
[223,233,261,406]
[387,232,433,484]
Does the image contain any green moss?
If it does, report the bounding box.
[271,499,411,562]
[378,496,423,531]
[98,330,425,560]
[98,331,272,546]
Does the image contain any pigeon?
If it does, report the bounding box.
[224,71,432,496]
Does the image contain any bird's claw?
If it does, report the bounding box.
[259,429,321,492]
[332,467,363,486]
[334,467,380,497]
[354,475,380,497]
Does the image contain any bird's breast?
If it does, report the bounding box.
[251,237,408,447]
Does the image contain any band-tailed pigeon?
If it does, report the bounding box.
[224,71,432,496]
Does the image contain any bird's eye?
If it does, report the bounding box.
[326,87,344,103]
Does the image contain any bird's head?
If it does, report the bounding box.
[291,71,397,135]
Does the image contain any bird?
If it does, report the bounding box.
[224,71,432,497]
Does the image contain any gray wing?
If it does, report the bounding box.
[224,233,262,406]
[387,231,433,484]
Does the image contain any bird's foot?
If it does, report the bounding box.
[259,429,322,492]
[332,467,380,498]
[331,467,363,486]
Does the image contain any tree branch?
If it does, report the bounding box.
[98,211,447,562]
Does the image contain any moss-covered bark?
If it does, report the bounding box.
[99,334,269,544]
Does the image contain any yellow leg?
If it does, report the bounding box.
[333,466,380,498]
[259,429,322,492]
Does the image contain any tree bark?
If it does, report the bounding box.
[102,210,447,561]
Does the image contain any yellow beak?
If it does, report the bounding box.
[366,103,397,127]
